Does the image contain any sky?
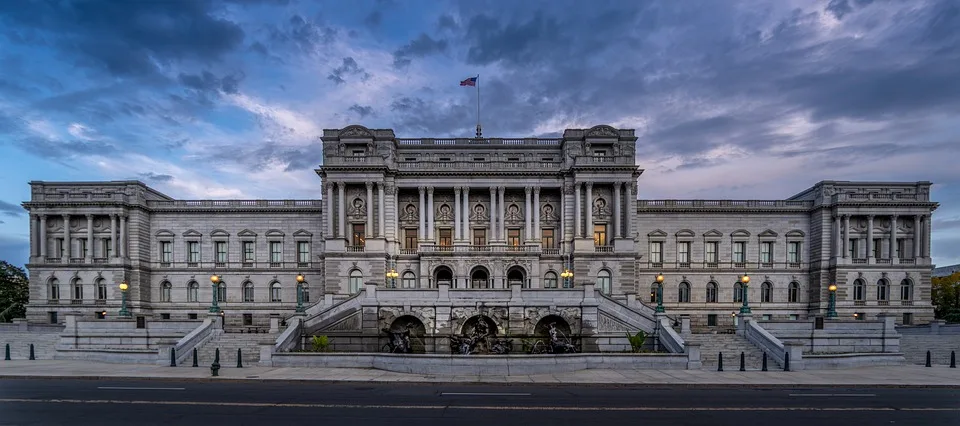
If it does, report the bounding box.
[0,0,958,270]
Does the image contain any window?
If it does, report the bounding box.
[270,241,282,262]
[217,283,226,303]
[187,241,200,262]
[160,281,171,302]
[593,150,607,157]
[900,279,912,301]
[404,228,418,249]
[297,242,310,263]
[596,270,612,294]
[678,282,690,303]
[507,229,521,247]
[734,282,743,303]
[96,279,107,300]
[401,272,417,289]
[270,282,281,302]
[733,241,746,263]
[55,238,64,258]
[96,311,106,319]
[760,242,773,263]
[677,242,690,264]
[473,228,487,246]
[873,238,882,258]
[215,241,227,262]
[49,279,60,300]
[761,282,772,303]
[544,272,558,289]
[243,241,255,262]
[788,282,800,303]
[541,228,555,248]
[650,284,658,303]
[79,239,87,258]
[349,270,363,293]
[788,242,801,263]
[352,224,365,247]
[853,279,865,301]
[160,241,172,262]
[72,279,83,301]
[243,314,253,326]
[594,224,607,246]
[649,242,663,263]
[705,241,718,263]
[302,284,310,303]
[707,314,717,326]
[896,239,906,259]
[243,282,255,302]
[188,313,198,320]
[789,314,799,321]
[706,282,718,303]
[160,313,170,320]
[49,312,58,324]
[187,281,199,302]
[877,279,888,301]
[849,239,860,258]
[903,313,913,325]
[438,228,453,247]
[102,238,112,258]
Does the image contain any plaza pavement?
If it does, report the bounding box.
[1,360,959,387]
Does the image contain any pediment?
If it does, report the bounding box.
[785,230,805,238]
[758,229,778,238]
[237,229,258,237]
[647,229,668,238]
[730,229,751,238]
[155,229,175,237]
[182,229,202,237]
[210,229,230,237]
[675,229,696,238]
[293,229,313,237]
[265,229,285,237]
[703,229,723,238]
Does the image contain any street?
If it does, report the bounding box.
[0,378,958,425]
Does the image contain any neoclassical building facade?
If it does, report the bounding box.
[21,125,938,330]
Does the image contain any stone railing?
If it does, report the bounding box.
[396,160,561,171]
[148,200,322,208]
[169,318,216,365]
[153,261,307,269]
[757,314,900,355]
[638,200,813,210]
[657,318,685,354]
[743,319,788,367]
[396,137,561,146]
[644,261,807,270]
[418,244,541,254]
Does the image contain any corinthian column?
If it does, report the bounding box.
[613,182,622,239]
[326,182,335,238]
[366,182,374,234]
[524,187,532,241]
[427,187,435,241]
[489,187,497,242]
[574,183,581,238]
[454,187,462,240]
[462,187,470,242]
[585,182,593,239]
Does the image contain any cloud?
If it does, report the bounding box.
[392,33,448,68]
[0,234,29,269]
[327,57,370,85]
[138,172,174,183]
[348,104,374,118]
[0,200,24,217]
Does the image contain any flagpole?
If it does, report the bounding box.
[475,74,481,138]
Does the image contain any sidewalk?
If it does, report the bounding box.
[2,360,959,387]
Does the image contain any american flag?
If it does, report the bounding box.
[460,76,477,86]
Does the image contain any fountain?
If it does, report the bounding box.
[449,314,512,355]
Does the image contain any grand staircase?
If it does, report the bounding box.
[685,333,776,370]
[189,331,276,367]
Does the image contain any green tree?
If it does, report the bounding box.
[0,261,29,322]
[932,271,960,323]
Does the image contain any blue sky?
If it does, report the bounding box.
[1,0,959,270]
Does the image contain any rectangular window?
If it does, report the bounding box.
[707,314,717,327]
[473,228,487,246]
[733,242,746,263]
[102,239,112,258]
[188,313,198,320]
[243,241,255,262]
[270,241,282,262]
[593,224,607,246]
[849,239,860,258]
[215,241,227,262]
[873,238,882,258]
[507,229,521,247]
[903,313,913,325]
[541,228,555,249]
[352,224,365,247]
[79,239,87,258]
[705,242,718,263]
[187,241,200,262]
[404,228,418,249]
[760,242,773,263]
[160,242,172,262]
[896,238,906,259]
[650,242,663,263]
[677,242,690,263]
[297,242,310,263]
[438,228,453,247]
[243,314,253,326]
[788,242,801,263]
[56,238,64,258]
[161,313,170,320]
[97,282,107,300]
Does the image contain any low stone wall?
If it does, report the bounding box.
[802,353,904,369]
[0,321,63,360]
[268,352,690,375]
[758,314,899,354]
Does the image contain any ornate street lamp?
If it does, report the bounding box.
[561,266,574,288]
[118,280,131,318]
[386,260,399,288]
[655,273,665,313]
[209,275,222,313]
[826,283,838,318]
[295,274,306,313]
[739,274,752,314]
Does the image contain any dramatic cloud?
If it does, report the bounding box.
[327,57,370,84]
[0,200,23,217]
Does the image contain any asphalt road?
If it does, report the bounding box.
[1,378,958,426]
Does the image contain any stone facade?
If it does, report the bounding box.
[21,124,938,334]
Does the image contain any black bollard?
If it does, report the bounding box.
[717,352,724,372]
[762,352,768,371]
[951,351,956,369]
[739,352,745,371]
[4,343,9,361]
[784,351,791,372]
[237,348,243,368]
[169,347,176,367]
[926,350,932,367]
[29,343,35,360]
[211,348,221,377]
[192,348,199,367]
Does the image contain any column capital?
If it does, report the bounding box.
[497,186,505,192]
[586,182,593,189]
[336,181,345,186]
[454,186,462,193]
[427,186,434,194]
[867,214,875,220]
[462,186,469,194]
[365,181,373,190]
[86,214,94,219]
[525,186,532,195]
[533,186,540,195]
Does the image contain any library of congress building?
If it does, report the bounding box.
[21,125,938,330]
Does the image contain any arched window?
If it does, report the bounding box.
[733,282,743,303]
[160,281,172,302]
[217,282,226,303]
[596,270,612,295]
[471,268,489,289]
[349,269,363,293]
[900,279,913,301]
[877,279,888,301]
[761,282,772,303]
[853,279,865,301]
[650,283,658,303]
[270,282,282,302]
[243,281,254,302]
[96,278,107,301]
[187,281,199,302]
[706,282,718,303]
[48,278,60,300]
[543,272,558,289]
[72,278,83,301]
[678,282,690,303]
[401,271,417,289]
[788,281,800,303]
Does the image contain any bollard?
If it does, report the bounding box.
[784,351,790,372]
[762,352,768,371]
[951,351,956,369]
[211,348,221,377]
[29,343,35,360]
[237,348,243,368]
[192,348,199,367]
[169,347,177,367]
[926,350,932,367]
[4,343,9,361]
[739,352,745,371]
[717,352,723,372]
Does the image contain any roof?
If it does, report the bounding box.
[933,264,960,277]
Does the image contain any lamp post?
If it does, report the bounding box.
[386,265,399,289]
[209,275,221,313]
[826,283,838,318]
[655,273,665,313]
[118,280,131,318]
[561,264,574,288]
[295,274,305,313]
[739,274,752,314]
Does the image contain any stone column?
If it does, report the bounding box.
[913,215,921,258]
[890,214,898,261]
[574,182,582,238]
[613,182,622,239]
[524,187,532,241]
[454,187,462,240]
[120,215,127,258]
[498,186,506,241]
[63,214,71,259]
[626,182,634,239]
[418,186,426,240]
[489,187,497,242]
[585,182,593,239]
[393,185,399,241]
[427,187,435,241]
[85,215,94,261]
[378,183,386,238]
[560,186,566,251]
[365,182,374,235]
[842,215,850,259]
[337,182,346,240]
[462,187,470,242]
[110,215,118,258]
[326,182,335,238]
[31,215,38,257]
[923,214,930,258]
[533,187,541,240]
[866,215,874,261]
[39,215,47,258]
